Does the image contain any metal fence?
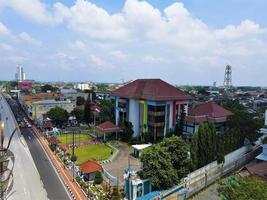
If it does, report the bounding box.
[151,145,261,200]
[186,145,261,198]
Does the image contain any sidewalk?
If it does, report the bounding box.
[32,126,88,200]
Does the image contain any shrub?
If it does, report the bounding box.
[70,154,77,162]
[94,171,103,184]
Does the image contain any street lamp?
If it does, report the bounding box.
[0,121,18,200]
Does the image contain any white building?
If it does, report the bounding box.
[30,99,75,121]
[15,64,26,81]
[74,83,93,91]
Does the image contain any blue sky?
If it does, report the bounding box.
[0,0,267,86]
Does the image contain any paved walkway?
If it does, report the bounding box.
[32,126,88,200]
[189,183,220,200]
[102,142,141,185]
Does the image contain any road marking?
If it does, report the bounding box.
[28,135,31,140]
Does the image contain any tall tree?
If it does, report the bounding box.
[140,145,178,190]
[121,121,134,142]
[98,99,114,123]
[141,136,192,190]
[70,108,84,123]
[191,122,217,169]
[83,97,92,124]
[76,96,85,106]
[176,109,186,136]
[47,107,69,126]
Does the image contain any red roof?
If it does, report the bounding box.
[96,121,121,133]
[80,160,102,174]
[111,79,194,101]
[186,101,233,123]
[50,136,59,144]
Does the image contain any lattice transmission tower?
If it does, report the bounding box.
[224,65,232,90]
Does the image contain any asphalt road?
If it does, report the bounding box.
[21,127,71,200]
[2,93,71,200]
[0,93,47,200]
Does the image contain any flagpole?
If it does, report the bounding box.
[93,111,96,137]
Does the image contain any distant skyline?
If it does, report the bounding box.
[0,0,267,86]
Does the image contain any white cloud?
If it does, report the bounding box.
[56,0,128,40]
[143,55,167,64]
[70,40,86,51]
[19,32,42,45]
[0,43,13,51]
[1,0,267,85]
[215,20,264,40]
[109,50,127,60]
[0,22,9,35]
[90,54,113,69]
[0,0,59,24]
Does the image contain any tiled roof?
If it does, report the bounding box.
[186,101,233,123]
[96,121,120,133]
[50,136,59,144]
[189,101,233,118]
[80,160,102,174]
[110,79,194,101]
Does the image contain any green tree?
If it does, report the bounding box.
[160,136,193,178]
[47,106,69,126]
[191,123,217,168]
[98,99,114,123]
[94,171,103,184]
[223,100,263,143]
[70,108,84,123]
[175,110,186,136]
[140,136,192,190]
[140,145,178,190]
[96,83,109,92]
[121,121,134,142]
[41,84,58,93]
[76,96,85,106]
[84,97,92,124]
[218,176,267,200]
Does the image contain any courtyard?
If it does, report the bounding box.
[67,144,113,165]
[57,133,92,144]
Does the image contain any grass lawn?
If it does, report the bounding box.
[57,133,92,144]
[68,144,113,165]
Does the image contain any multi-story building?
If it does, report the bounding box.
[110,79,194,141]
[30,99,75,121]
[74,83,94,91]
[15,64,26,81]
[183,101,233,139]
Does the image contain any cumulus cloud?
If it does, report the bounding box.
[19,32,42,45]
[109,50,127,60]
[0,22,9,35]
[70,40,87,51]
[0,0,60,24]
[143,55,167,64]
[90,54,114,69]
[1,0,267,85]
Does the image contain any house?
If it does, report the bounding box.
[80,160,103,181]
[110,79,194,141]
[183,101,233,139]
